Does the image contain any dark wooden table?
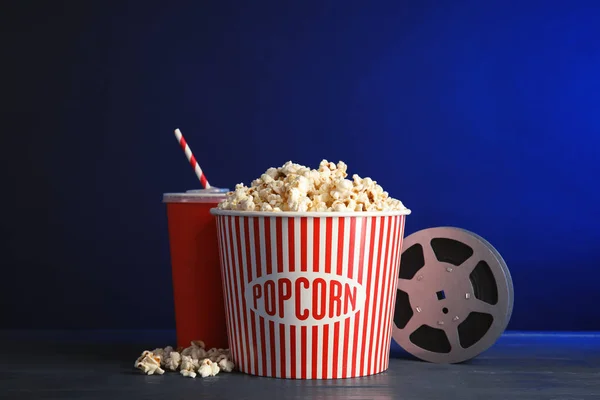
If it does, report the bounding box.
[1,330,598,399]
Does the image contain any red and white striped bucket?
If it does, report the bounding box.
[210,209,408,379]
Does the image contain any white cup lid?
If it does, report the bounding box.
[163,187,229,203]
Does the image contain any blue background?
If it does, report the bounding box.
[2,0,598,331]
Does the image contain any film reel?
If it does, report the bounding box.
[391,227,514,363]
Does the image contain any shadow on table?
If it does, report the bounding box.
[389,341,420,362]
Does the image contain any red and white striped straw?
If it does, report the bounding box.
[173,128,211,189]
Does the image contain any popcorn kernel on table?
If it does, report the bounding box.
[180,355,199,372]
[198,359,218,378]
[180,369,197,378]
[210,361,220,376]
[164,351,181,371]
[134,351,165,375]
[134,341,235,379]
[218,357,235,372]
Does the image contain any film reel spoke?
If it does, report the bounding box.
[467,298,497,318]
[457,255,480,277]
[422,242,438,266]
[444,326,462,352]
[396,278,413,294]
[401,312,425,334]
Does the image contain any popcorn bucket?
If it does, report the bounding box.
[210,209,409,379]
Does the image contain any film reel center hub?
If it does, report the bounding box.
[392,227,514,364]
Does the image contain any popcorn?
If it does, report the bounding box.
[134,351,165,375]
[150,345,174,367]
[191,340,205,349]
[180,355,199,372]
[210,361,221,376]
[198,359,219,378]
[164,351,181,371]
[181,341,208,360]
[217,160,409,213]
[150,348,166,362]
[206,347,220,359]
[134,340,235,379]
[179,355,199,378]
[218,357,235,372]
[180,369,197,378]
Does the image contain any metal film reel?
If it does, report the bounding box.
[391,227,514,363]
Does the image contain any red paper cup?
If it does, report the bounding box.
[163,189,229,349]
[210,209,409,379]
